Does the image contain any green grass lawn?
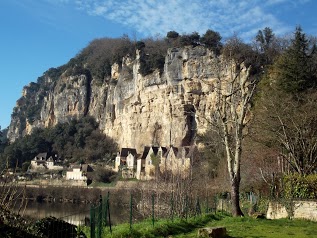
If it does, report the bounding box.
[174,216,317,238]
[82,213,317,238]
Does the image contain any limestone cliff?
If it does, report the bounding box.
[7,46,235,151]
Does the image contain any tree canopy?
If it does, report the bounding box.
[273,27,317,93]
[0,117,117,170]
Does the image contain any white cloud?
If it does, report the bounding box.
[70,0,310,41]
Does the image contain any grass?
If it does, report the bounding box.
[83,214,220,238]
[82,213,317,238]
[174,216,317,238]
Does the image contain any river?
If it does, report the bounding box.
[15,193,144,226]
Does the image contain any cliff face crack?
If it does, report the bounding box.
[84,73,92,116]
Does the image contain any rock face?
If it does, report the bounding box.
[7,46,237,151]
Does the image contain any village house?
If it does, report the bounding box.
[136,146,167,180]
[116,145,195,180]
[160,146,195,178]
[30,153,63,171]
[66,163,93,182]
[114,148,138,178]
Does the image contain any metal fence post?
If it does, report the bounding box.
[152,192,155,227]
[90,205,95,238]
[185,195,188,220]
[107,191,112,234]
[98,195,102,238]
[196,197,201,216]
[130,193,133,230]
[206,196,209,214]
[170,194,174,221]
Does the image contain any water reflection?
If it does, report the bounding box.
[16,197,143,226]
[17,201,90,226]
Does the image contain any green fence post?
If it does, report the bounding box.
[98,195,102,238]
[90,205,95,238]
[107,191,112,234]
[152,192,155,227]
[185,195,188,221]
[170,194,174,222]
[104,193,108,226]
[130,193,133,230]
[206,196,209,214]
[196,197,201,217]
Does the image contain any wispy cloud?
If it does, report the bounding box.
[70,0,310,40]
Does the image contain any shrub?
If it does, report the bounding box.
[283,174,317,199]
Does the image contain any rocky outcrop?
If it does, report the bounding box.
[8,46,239,151]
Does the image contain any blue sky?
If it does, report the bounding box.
[0,0,316,129]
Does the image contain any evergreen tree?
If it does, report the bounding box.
[275,27,315,92]
[201,29,222,55]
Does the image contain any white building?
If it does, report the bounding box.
[66,164,93,181]
[30,153,63,171]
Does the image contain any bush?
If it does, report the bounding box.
[283,174,317,199]
[93,168,117,183]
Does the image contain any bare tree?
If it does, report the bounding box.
[255,89,317,176]
[211,50,256,216]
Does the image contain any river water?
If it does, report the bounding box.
[17,201,91,226]
[16,194,143,226]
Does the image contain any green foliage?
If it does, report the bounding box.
[98,214,220,238]
[92,167,117,183]
[166,31,179,39]
[283,174,317,199]
[201,29,222,55]
[150,153,160,166]
[135,41,145,50]
[76,36,135,80]
[138,38,169,76]
[31,216,82,238]
[179,32,200,47]
[274,27,317,93]
[256,27,275,53]
[0,117,117,168]
[255,27,281,65]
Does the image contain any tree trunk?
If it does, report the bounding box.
[230,176,244,216]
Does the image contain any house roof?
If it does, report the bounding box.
[141,146,151,160]
[47,156,54,162]
[120,148,137,157]
[170,146,179,157]
[35,152,48,160]
[166,146,196,159]
[141,146,168,159]
[161,147,168,156]
[81,164,93,172]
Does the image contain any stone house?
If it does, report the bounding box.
[160,146,195,178]
[114,148,138,177]
[136,146,167,180]
[30,153,63,171]
[66,164,93,181]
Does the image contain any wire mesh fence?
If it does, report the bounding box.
[89,191,232,238]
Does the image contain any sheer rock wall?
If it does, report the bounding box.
[8,46,231,151]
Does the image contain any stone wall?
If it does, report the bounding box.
[267,200,317,221]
